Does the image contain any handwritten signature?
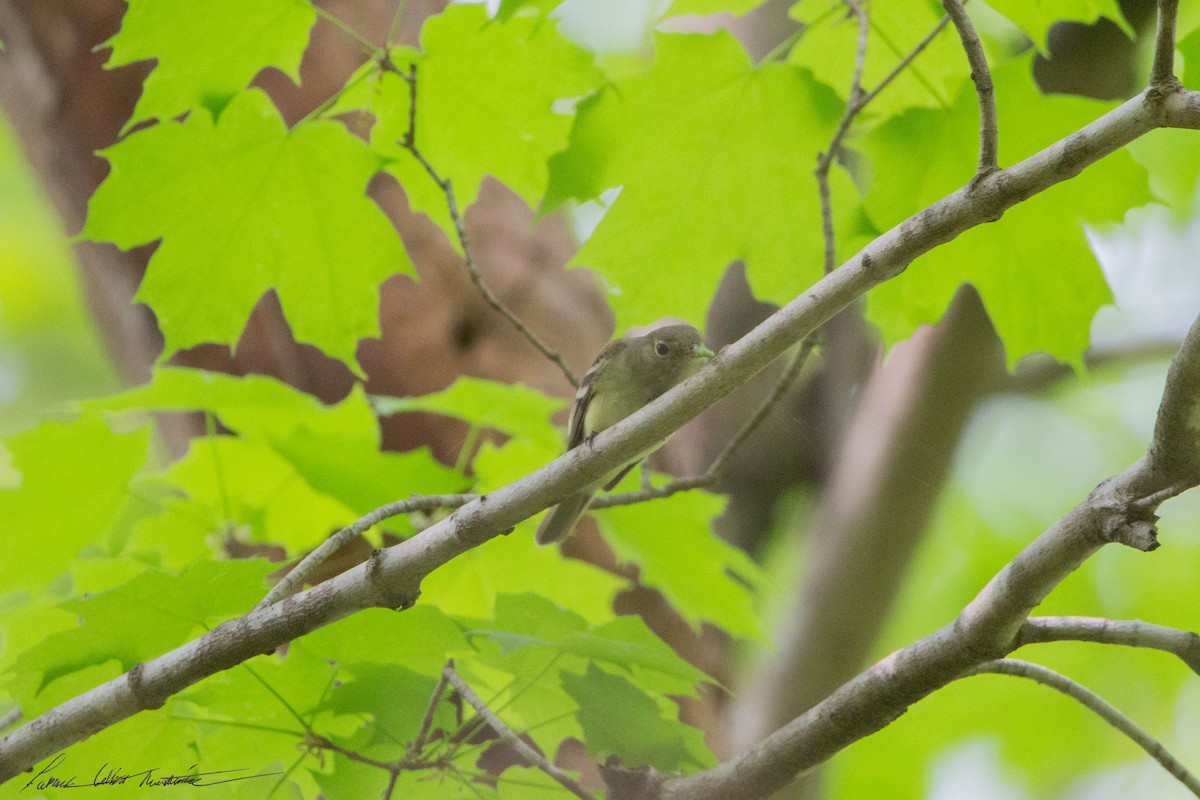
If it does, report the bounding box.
[22,754,281,791]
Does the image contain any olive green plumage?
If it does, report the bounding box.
[536,324,714,545]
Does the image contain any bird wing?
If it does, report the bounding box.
[567,339,624,450]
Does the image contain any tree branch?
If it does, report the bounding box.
[816,0,869,275]
[594,336,818,509]
[618,282,1200,798]
[964,659,1200,798]
[3,76,1199,786]
[1018,617,1200,674]
[729,284,1004,764]
[1148,308,1200,484]
[442,664,595,800]
[257,494,473,609]
[1151,0,1182,90]
[942,0,998,178]
[398,63,579,388]
[410,662,452,756]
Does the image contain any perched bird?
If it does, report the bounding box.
[536,323,714,545]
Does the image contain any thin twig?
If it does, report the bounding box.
[1151,0,1181,89]
[410,664,452,756]
[1018,617,1200,675]
[814,3,956,273]
[965,659,1200,797]
[0,707,20,733]
[442,665,595,800]
[815,0,870,275]
[705,337,818,481]
[257,494,474,609]
[595,336,818,509]
[397,64,579,388]
[942,0,998,177]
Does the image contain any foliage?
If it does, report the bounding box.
[1,0,1196,798]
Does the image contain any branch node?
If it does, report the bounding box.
[365,549,420,610]
[1096,503,1160,552]
[125,663,165,711]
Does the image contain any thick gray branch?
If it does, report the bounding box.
[2,80,1199,786]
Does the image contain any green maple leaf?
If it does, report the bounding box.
[336,5,600,245]
[561,663,715,772]
[598,486,768,640]
[546,31,860,332]
[789,0,967,118]
[374,376,568,451]
[85,89,410,371]
[987,0,1130,51]
[11,559,273,695]
[860,54,1149,366]
[106,0,316,128]
[0,416,149,595]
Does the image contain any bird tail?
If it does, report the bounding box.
[535,493,592,545]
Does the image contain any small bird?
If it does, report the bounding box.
[536,323,714,545]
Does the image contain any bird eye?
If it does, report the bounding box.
[655,342,669,356]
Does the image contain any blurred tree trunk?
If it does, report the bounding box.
[728,286,1005,799]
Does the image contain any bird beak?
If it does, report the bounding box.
[692,344,715,360]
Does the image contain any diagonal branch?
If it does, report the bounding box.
[398,63,579,388]
[1018,617,1200,674]
[3,73,1199,786]
[964,660,1200,797]
[942,0,998,177]
[442,664,595,800]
